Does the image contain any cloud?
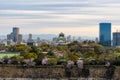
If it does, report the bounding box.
[0,0,120,37]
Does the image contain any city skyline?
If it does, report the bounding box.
[0,0,120,37]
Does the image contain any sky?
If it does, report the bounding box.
[0,0,120,37]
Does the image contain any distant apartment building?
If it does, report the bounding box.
[7,27,22,45]
[99,23,111,46]
[0,39,7,46]
[27,34,35,46]
[67,35,72,42]
[113,32,120,47]
[95,37,99,43]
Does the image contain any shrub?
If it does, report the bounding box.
[48,58,58,65]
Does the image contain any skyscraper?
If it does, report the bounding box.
[99,23,111,46]
[113,32,120,47]
[7,27,22,45]
[13,27,19,42]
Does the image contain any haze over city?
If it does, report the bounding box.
[0,0,120,37]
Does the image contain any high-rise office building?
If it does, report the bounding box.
[13,27,19,42]
[99,23,111,46]
[113,32,120,47]
[18,34,22,44]
[7,27,22,45]
[28,34,32,40]
[27,34,35,46]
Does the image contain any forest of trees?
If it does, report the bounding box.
[0,41,120,66]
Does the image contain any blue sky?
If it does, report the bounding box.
[0,0,120,37]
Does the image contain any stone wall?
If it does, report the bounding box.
[0,65,119,79]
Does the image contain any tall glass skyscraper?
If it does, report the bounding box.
[113,32,120,47]
[13,27,19,42]
[99,23,111,46]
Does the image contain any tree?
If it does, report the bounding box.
[23,53,38,59]
[48,58,58,65]
[89,43,105,55]
[55,46,68,51]
[7,44,31,52]
[69,53,79,61]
